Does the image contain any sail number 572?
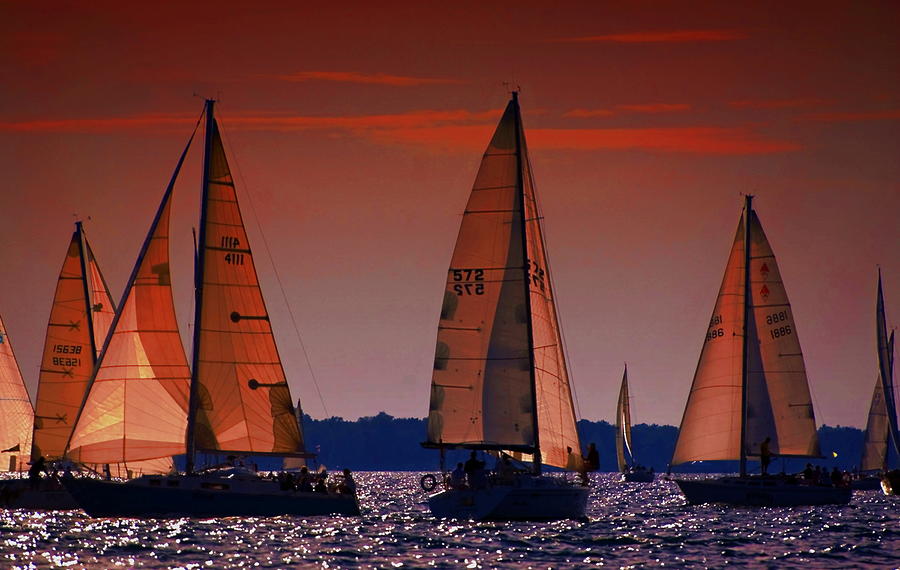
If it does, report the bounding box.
[451,269,484,296]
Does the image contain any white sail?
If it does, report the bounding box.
[67,134,196,473]
[425,94,580,470]
[616,366,632,472]
[0,313,34,472]
[672,198,820,467]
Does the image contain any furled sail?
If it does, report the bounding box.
[616,366,633,473]
[0,313,34,471]
[66,135,195,471]
[32,226,112,460]
[191,113,303,456]
[672,199,820,466]
[425,94,579,469]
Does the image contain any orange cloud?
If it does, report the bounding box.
[564,104,690,118]
[729,98,831,109]
[798,109,900,122]
[276,71,465,86]
[376,126,800,155]
[558,29,748,43]
[1,109,797,155]
[563,109,616,118]
[616,103,691,113]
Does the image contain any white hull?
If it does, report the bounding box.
[621,470,654,483]
[427,476,588,521]
[676,476,851,506]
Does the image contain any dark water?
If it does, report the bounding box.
[1,472,897,568]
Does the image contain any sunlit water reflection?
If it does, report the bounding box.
[1,473,897,568]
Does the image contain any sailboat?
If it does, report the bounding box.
[420,92,589,521]
[857,272,896,491]
[617,365,653,482]
[63,100,359,517]
[670,196,851,506]
[1,222,116,509]
[0,312,34,475]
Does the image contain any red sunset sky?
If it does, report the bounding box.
[1,1,898,429]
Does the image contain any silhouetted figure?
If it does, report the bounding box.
[28,456,46,490]
[760,437,774,476]
[297,466,313,492]
[830,467,844,487]
[803,463,814,482]
[450,462,466,489]
[585,443,599,472]
[464,451,486,489]
[338,468,356,495]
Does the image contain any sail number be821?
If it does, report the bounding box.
[452,269,484,295]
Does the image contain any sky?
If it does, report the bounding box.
[1,1,898,429]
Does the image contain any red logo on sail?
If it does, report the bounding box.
[760,263,769,279]
[760,284,770,299]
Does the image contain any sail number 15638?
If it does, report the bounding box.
[452,269,484,296]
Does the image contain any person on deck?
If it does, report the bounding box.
[760,437,774,476]
[338,468,356,495]
[464,451,486,489]
[450,462,466,489]
[28,456,46,490]
[585,443,599,472]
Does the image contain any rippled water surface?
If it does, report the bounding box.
[1,473,897,568]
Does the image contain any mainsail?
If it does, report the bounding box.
[425,93,580,470]
[32,224,115,460]
[672,197,821,470]
[67,135,195,473]
[616,366,633,473]
[0,313,34,471]
[188,102,304,463]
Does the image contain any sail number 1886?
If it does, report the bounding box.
[766,310,792,339]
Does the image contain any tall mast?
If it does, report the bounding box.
[186,99,215,475]
[739,195,753,477]
[512,91,542,474]
[75,221,98,364]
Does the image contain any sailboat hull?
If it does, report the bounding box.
[676,477,851,506]
[0,479,78,510]
[427,476,588,521]
[621,470,655,483]
[63,474,360,517]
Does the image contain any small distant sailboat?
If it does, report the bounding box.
[63,100,359,517]
[670,196,850,506]
[863,272,900,496]
[0,313,34,474]
[420,92,589,521]
[617,365,653,483]
[856,273,896,491]
[1,222,115,509]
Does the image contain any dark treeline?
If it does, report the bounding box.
[297,413,868,474]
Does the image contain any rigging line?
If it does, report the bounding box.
[216,111,330,418]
